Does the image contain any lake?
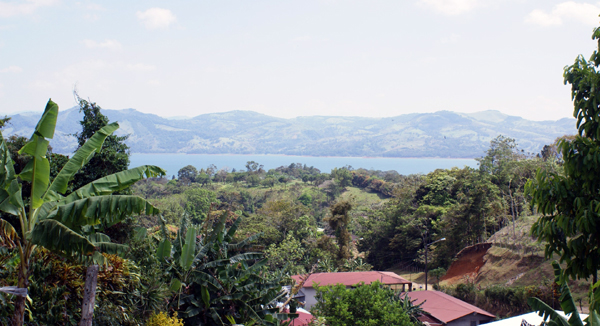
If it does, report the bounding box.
[129,153,478,178]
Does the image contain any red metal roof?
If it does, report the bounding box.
[282,308,314,326]
[406,291,495,323]
[292,271,412,288]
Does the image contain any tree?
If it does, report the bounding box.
[325,200,352,264]
[527,25,600,285]
[311,281,417,326]
[429,267,446,287]
[184,187,218,224]
[0,116,10,129]
[331,167,352,188]
[71,93,130,191]
[0,99,164,326]
[476,135,519,175]
[178,165,198,184]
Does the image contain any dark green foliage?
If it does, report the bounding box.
[160,211,288,325]
[183,187,218,224]
[177,165,198,184]
[326,200,352,264]
[359,167,503,270]
[311,281,417,326]
[70,94,130,192]
[527,25,600,284]
[527,262,600,326]
[442,282,557,318]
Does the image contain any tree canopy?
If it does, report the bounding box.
[527,25,600,284]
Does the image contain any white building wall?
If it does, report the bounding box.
[302,288,318,311]
[448,314,494,326]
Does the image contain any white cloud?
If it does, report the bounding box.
[136,8,176,30]
[417,0,479,15]
[0,0,59,18]
[0,66,22,73]
[127,63,156,72]
[525,2,600,27]
[82,39,122,50]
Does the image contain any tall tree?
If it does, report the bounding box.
[0,99,164,326]
[326,200,352,265]
[527,25,600,285]
[71,93,130,191]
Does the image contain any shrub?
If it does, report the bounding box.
[146,311,184,326]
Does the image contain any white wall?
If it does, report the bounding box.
[302,288,318,310]
[448,314,494,326]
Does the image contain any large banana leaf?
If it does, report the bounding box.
[87,232,128,255]
[60,165,166,204]
[157,239,172,261]
[528,297,570,326]
[18,135,50,209]
[44,122,119,201]
[17,100,58,210]
[30,219,95,256]
[31,99,58,139]
[44,195,159,229]
[528,261,584,326]
[0,180,24,217]
[180,226,198,271]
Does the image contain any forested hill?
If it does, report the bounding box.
[3,108,574,158]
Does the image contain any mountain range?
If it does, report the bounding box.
[2,108,575,158]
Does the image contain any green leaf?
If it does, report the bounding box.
[45,195,159,229]
[0,179,23,216]
[157,239,172,261]
[32,99,58,139]
[30,219,95,256]
[87,233,128,254]
[170,278,182,292]
[133,226,147,241]
[201,286,210,308]
[61,165,166,204]
[18,134,50,209]
[587,311,600,326]
[180,226,198,271]
[44,122,119,200]
[528,297,570,326]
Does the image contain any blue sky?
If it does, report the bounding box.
[0,0,599,120]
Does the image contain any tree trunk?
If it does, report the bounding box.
[80,264,99,326]
[10,258,30,326]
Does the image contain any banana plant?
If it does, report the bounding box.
[159,210,288,325]
[528,261,600,326]
[0,99,165,326]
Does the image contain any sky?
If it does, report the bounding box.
[0,0,599,121]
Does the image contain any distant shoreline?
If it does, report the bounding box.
[129,153,478,160]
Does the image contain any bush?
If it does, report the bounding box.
[146,312,184,326]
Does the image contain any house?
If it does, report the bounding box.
[484,311,588,326]
[291,271,412,309]
[406,291,495,326]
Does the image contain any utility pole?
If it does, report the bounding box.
[425,238,446,291]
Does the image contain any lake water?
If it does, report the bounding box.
[129,153,478,178]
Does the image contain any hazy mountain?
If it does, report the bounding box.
[2,108,575,158]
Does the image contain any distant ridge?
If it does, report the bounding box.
[2,108,575,158]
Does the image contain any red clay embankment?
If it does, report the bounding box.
[442,243,492,284]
